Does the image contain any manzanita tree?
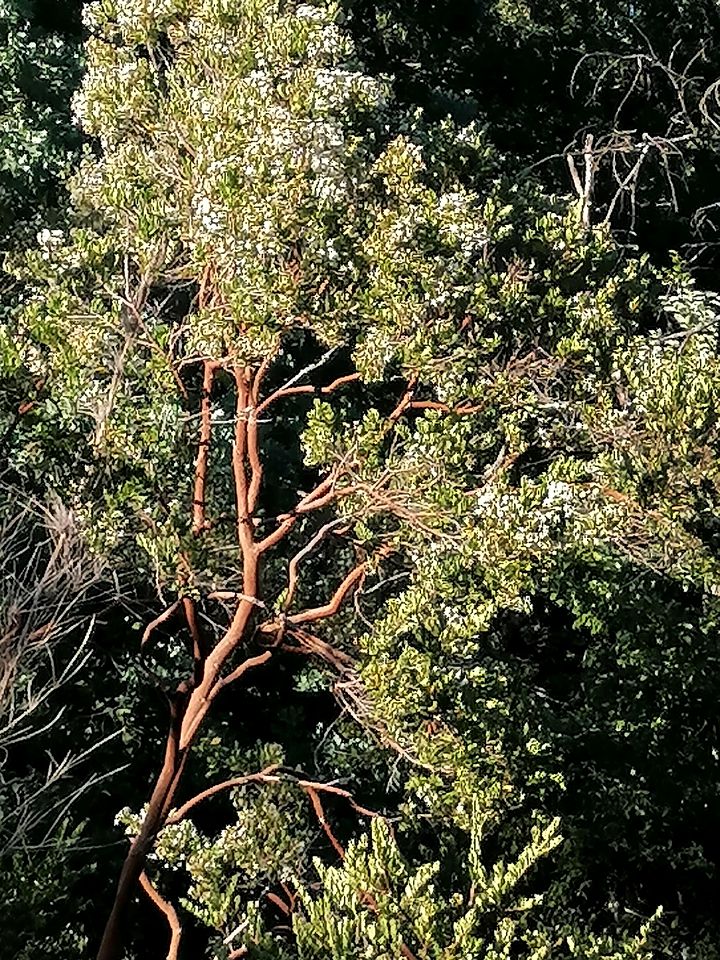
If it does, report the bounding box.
[6,0,720,957]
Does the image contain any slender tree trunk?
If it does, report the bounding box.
[96,746,186,960]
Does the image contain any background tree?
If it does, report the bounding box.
[0,0,82,236]
[1,0,83,464]
[347,0,720,280]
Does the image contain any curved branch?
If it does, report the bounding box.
[283,518,348,612]
[181,650,272,748]
[166,764,281,825]
[139,869,182,960]
[209,650,273,702]
[140,601,181,650]
[255,473,337,555]
[165,767,380,827]
[257,373,360,415]
[287,563,366,626]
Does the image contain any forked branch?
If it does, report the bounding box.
[304,783,345,858]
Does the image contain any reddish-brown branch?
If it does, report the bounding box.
[192,359,219,534]
[231,367,254,556]
[166,768,381,829]
[97,362,265,960]
[301,782,418,960]
[182,649,271,750]
[165,764,281,826]
[209,650,272,702]
[99,355,367,958]
[287,483,361,518]
[304,784,345,858]
[280,882,297,914]
[387,375,418,424]
[247,409,263,516]
[255,473,338,555]
[266,891,292,916]
[140,601,181,650]
[244,362,264,515]
[287,562,366,626]
[284,519,347,612]
[97,695,188,960]
[139,870,182,960]
[257,372,360,416]
[255,514,297,555]
[252,353,273,405]
[182,597,205,683]
[400,944,420,960]
[182,597,202,659]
